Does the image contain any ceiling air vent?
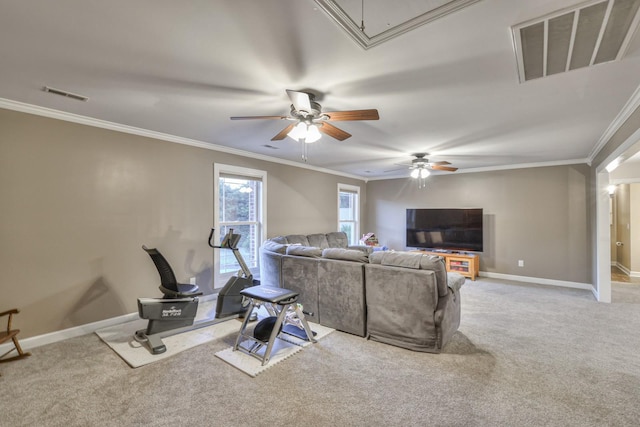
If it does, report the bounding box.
[43,86,89,102]
[512,0,640,82]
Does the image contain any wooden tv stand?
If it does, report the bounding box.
[412,251,479,281]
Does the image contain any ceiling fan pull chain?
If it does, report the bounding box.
[360,0,365,33]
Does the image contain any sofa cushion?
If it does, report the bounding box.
[286,245,323,258]
[380,251,422,269]
[307,233,330,249]
[326,232,348,248]
[368,251,385,264]
[262,240,288,254]
[347,245,374,254]
[322,248,369,263]
[285,234,310,246]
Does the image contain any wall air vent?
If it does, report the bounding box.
[42,86,89,102]
[512,0,640,82]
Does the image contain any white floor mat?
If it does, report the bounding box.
[96,299,241,368]
[214,322,334,377]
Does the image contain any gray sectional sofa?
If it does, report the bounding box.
[259,231,465,353]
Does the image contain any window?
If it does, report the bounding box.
[214,164,266,289]
[338,183,360,245]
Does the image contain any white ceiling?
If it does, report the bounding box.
[2,0,640,179]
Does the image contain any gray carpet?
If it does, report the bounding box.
[1,278,639,426]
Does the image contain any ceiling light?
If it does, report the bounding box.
[287,122,308,141]
[306,124,321,143]
[410,169,420,179]
[420,168,430,178]
[287,122,322,143]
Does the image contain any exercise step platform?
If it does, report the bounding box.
[233,285,317,366]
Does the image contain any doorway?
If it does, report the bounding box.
[609,181,640,298]
[595,128,640,303]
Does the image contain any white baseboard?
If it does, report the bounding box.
[479,271,593,292]
[611,262,640,277]
[0,294,218,354]
[0,312,139,355]
[614,262,631,276]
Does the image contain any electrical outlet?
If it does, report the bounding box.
[518,260,524,267]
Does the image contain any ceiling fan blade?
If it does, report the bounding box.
[430,161,451,165]
[323,109,380,121]
[230,115,288,120]
[319,123,351,141]
[286,89,312,112]
[271,123,296,141]
[430,165,458,172]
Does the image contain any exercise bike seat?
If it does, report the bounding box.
[142,245,203,298]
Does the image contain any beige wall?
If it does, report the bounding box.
[0,108,365,338]
[365,165,592,283]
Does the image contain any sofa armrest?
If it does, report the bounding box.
[433,291,462,350]
[447,272,465,294]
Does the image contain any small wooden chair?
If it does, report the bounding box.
[0,308,31,363]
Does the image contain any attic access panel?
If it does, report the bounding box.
[314,0,482,49]
[512,0,640,82]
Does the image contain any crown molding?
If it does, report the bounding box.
[589,83,640,163]
[0,98,367,182]
[366,158,590,181]
[456,158,590,174]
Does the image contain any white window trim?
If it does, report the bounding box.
[213,163,267,284]
[337,183,361,245]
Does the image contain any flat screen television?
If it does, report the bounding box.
[406,208,483,252]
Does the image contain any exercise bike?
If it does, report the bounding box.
[134,228,257,354]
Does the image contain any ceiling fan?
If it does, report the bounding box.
[385,154,458,187]
[406,153,458,175]
[230,89,379,142]
[396,153,458,189]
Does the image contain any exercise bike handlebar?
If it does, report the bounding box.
[208,228,253,280]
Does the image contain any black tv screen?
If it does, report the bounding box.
[406,208,483,252]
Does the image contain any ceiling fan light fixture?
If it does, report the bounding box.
[420,168,430,178]
[287,122,322,143]
[410,169,420,179]
[306,124,321,142]
[287,122,308,141]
